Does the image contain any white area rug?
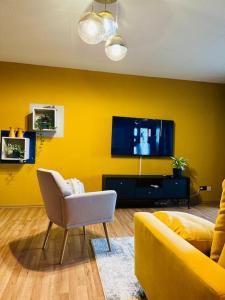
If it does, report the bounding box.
[91,237,147,300]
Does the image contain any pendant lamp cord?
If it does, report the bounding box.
[116,0,118,25]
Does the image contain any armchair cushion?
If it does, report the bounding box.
[65,178,85,194]
[210,180,225,262]
[153,211,214,254]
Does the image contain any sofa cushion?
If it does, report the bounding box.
[210,180,225,262]
[153,211,214,254]
[218,244,225,268]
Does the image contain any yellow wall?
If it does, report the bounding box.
[0,61,224,206]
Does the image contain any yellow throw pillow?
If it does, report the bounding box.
[218,244,225,268]
[210,180,225,262]
[153,211,214,254]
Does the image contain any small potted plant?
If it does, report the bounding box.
[5,143,25,159]
[35,114,54,130]
[170,156,188,177]
[35,114,56,144]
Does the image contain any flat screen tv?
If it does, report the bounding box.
[111,116,174,157]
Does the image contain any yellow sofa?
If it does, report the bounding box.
[134,212,225,300]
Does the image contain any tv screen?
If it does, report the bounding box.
[111,116,174,157]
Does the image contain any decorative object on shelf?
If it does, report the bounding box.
[4,142,24,159]
[0,131,36,164]
[1,137,29,162]
[171,156,188,177]
[31,107,57,145]
[32,108,56,131]
[9,127,16,137]
[17,128,24,138]
[77,0,127,61]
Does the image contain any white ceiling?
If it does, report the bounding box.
[0,0,225,83]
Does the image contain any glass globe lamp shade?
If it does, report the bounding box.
[77,12,104,45]
[105,35,127,61]
[98,11,117,41]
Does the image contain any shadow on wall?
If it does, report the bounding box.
[8,227,103,271]
[0,164,24,185]
[184,166,201,205]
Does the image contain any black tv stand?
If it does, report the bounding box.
[102,175,190,208]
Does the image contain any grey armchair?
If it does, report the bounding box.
[37,168,117,264]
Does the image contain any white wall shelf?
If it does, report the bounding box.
[29,104,64,137]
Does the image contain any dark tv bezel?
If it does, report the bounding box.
[111,116,175,158]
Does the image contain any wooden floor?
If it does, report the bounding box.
[0,205,219,300]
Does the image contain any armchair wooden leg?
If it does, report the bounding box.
[83,226,86,236]
[60,229,69,264]
[103,222,111,252]
[42,220,53,250]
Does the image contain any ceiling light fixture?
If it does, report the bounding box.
[98,10,118,41]
[105,34,127,61]
[77,0,127,61]
[77,9,104,45]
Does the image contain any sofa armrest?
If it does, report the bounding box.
[134,212,225,300]
[62,190,117,228]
